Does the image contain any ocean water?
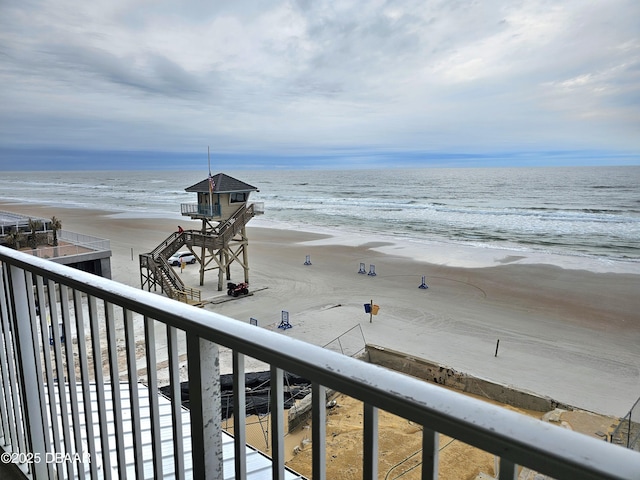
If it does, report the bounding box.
[1,166,639,270]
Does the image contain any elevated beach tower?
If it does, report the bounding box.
[139,173,263,300]
[182,173,262,289]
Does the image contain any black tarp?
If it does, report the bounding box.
[159,371,311,419]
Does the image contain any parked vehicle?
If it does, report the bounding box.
[227,282,249,297]
[168,251,196,266]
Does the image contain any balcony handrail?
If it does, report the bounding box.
[1,245,640,480]
[58,230,110,251]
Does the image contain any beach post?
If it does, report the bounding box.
[364,300,379,322]
[358,263,366,274]
[304,255,312,265]
[368,264,377,276]
[419,276,428,289]
[278,310,292,330]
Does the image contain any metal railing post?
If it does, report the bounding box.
[233,352,247,479]
[7,264,48,478]
[270,366,285,480]
[188,334,223,479]
[422,428,439,479]
[312,383,327,480]
[499,458,517,480]
[363,403,379,479]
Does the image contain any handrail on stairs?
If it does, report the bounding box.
[141,203,255,301]
[157,255,185,291]
[183,204,254,251]
[150,231,186,260]
[217,204,253,242]
[140,250,188,301]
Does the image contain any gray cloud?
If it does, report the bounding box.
[0,0,638,163]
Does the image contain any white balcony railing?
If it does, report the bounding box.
[1,245,639,479]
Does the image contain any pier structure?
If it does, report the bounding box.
[139,173,263,301]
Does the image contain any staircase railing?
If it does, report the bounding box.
[156,256,185,297]
[139,252,189,302]
[217,204,254,245]
[149,232,185,261]
[141,204,254,301]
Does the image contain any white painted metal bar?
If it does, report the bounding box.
[28,272,58,480]
[88,294,112,474]
[167,323,186,480]
[72,289,99,479]
[47,278,74,480]
[124,307,144,479]
[34,278,59,478]
[59,284,86,480]
[187,334,222,479]
[30,275,56,480]
[312,383,326,480]
[204,338,223,479]
[0,267,11,443]
[105,303,126,477]
[421,428,439,480]
[144,315,164,479]
[0,266,24,456]
[233,351,247,479]
[270,366,285,480]
[363,403,379,479]
[7,264,48,479]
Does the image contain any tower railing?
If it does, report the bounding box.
[180,203,221,218]
[250,201,264,214]
[2,245,640,479]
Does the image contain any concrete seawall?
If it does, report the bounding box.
[366,344,572,412]
[289,344,574,431]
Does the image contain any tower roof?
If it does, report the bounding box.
[185,173,259,194]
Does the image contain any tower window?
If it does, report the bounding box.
[230,193,247,203]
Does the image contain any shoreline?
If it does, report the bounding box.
[1,201,640,417]
[3,198,638,275]
[290,224,640,274]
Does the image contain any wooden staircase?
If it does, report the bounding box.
[139,203,257,302]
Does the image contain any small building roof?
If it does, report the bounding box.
[185,173,258,194]
[49,382,305,479]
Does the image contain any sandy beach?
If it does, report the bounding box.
[2,201,639,418]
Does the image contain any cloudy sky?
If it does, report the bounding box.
[0,0,639,170]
